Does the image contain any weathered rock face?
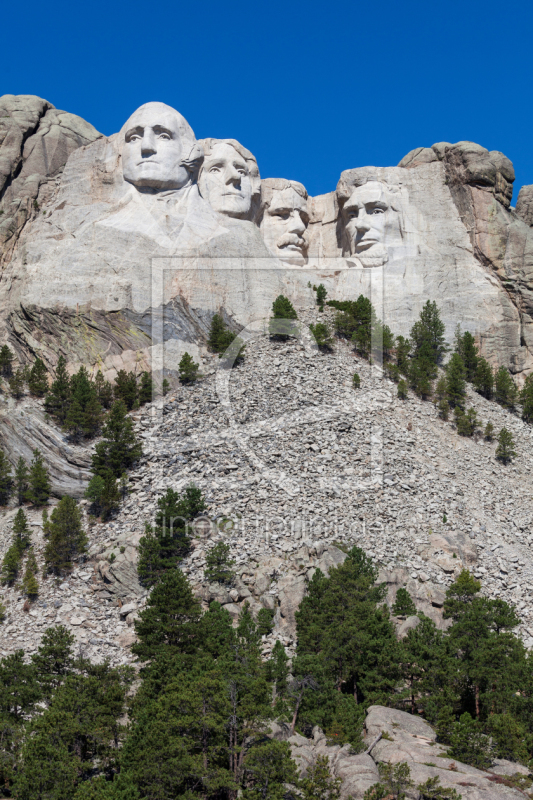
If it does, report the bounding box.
[0,94,101,265]
[2,95,533,380]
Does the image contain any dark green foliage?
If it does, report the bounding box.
[496,427,516,462]
[408,341,435,398]
[92,400,142,479]
[300,755,342,800]
[113,369,138,410]
[23,549,39,598]
[438,398,449,420]
[270,295,299,339]
[0,345,14,378]
[27,357,49,397]
[257,607,275,637]
[410,300,447,365]
[13,508,31,553]
[44,356,70,425]
[494,366,517,409]
[364,762,413,800]
[445,353,466,408]
[1,544,21,585]
[385,362,400,383]
[28,449,51,506]
[520,372,533,422]
[9,368,25,399]
[395,335,411,376]
[94,370,114,409]
[208,313,237,354]
[84,472,120,521]
[133,569,202,661]
[397,379,408,400]
[332,295,373,353]
[178,352,200,384]
[138,371,154,405]
[456,407,479,437]
[14,457,29,506]
[242,739,297,800]
[31,625,75,698]
[448,712,492,769]
[63,366,103,440]
[294,547,399,736]
[0,448,12,505]
[44,496,87,574]
[417,776,462,799]
[313,283,327,310]
[484,421,494,441]
[454,329,478,382]
[162,378,170,396]
[204,541,236,585]
[352,372,361,389]
[137,485,205,586]
[473,356,494,399]
[392,587,416,617]
[310,322,334,351]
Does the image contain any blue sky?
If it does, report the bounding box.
[3,0,532,202]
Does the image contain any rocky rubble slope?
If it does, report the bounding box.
[1,307,533,668]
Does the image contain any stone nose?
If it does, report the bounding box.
[288,212,306,235]
[225,164,242,185]
[140,130,157,156]
[354,214,371,232]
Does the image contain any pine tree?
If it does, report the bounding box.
[204,542,236,585]
[14,457,29,506]
[23,548,39,598]
[178,352,199,384]
[94,369,114,409]
[65,366,103,439]
[456,407,479,437]
[83,394,104,438]
[397,379,408,400]
[315,283,327,309]
[208,313,236,354]
[0,345,14,378]
[44,356,71,424]
[114,369,138,410]
[28,450,51,506]
[28,357,49,397]
[0,449,12,506]
[64,396,85,441]
[392,587,417,617]
[13,508,31,553]
[132,569,202,661]
[310,322,334,351]
[270,295,299,339]
[484,421,494,441]
[494,366,517,409]
[138,371,154,405]
[395,335,411,376]
[300,755,342,800]
[445,352,466,408]
[9,368,24,399]
[137,485,205,586]
[473,356,494,399]
[44,496,87,574]
[496,427,516,463]
[162,378,170,396]
[84,471,121,521]
[91,400,142,478]
[31,624,75,698]
[520,372,533,422]
[1,544,20,585]
[410,300,447,365]
[353,372,361,389]
[455,330,478,382]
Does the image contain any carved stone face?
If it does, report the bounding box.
[122,104,190,191]
[198,143,253,218]
[260,187,309,265]
[343,182,389,260]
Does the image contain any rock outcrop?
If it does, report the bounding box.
[0,94,101,264]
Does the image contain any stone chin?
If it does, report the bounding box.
[276,245,308,266]
[352,242,389,268]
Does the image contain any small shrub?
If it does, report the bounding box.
[179,352,200,384]
[496,427,516,464]
[353,372,361,389]
[392,587,416,617]
[397,379,408,400]
[484,421,494,441]
[204,542,236,586]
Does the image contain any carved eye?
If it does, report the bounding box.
[128,134,141,142]
[209,166,222,173]
[158,133,171,140]
[370,207,385,215]
[273,212,290,220]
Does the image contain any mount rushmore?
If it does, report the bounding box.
[1,93,533,380]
